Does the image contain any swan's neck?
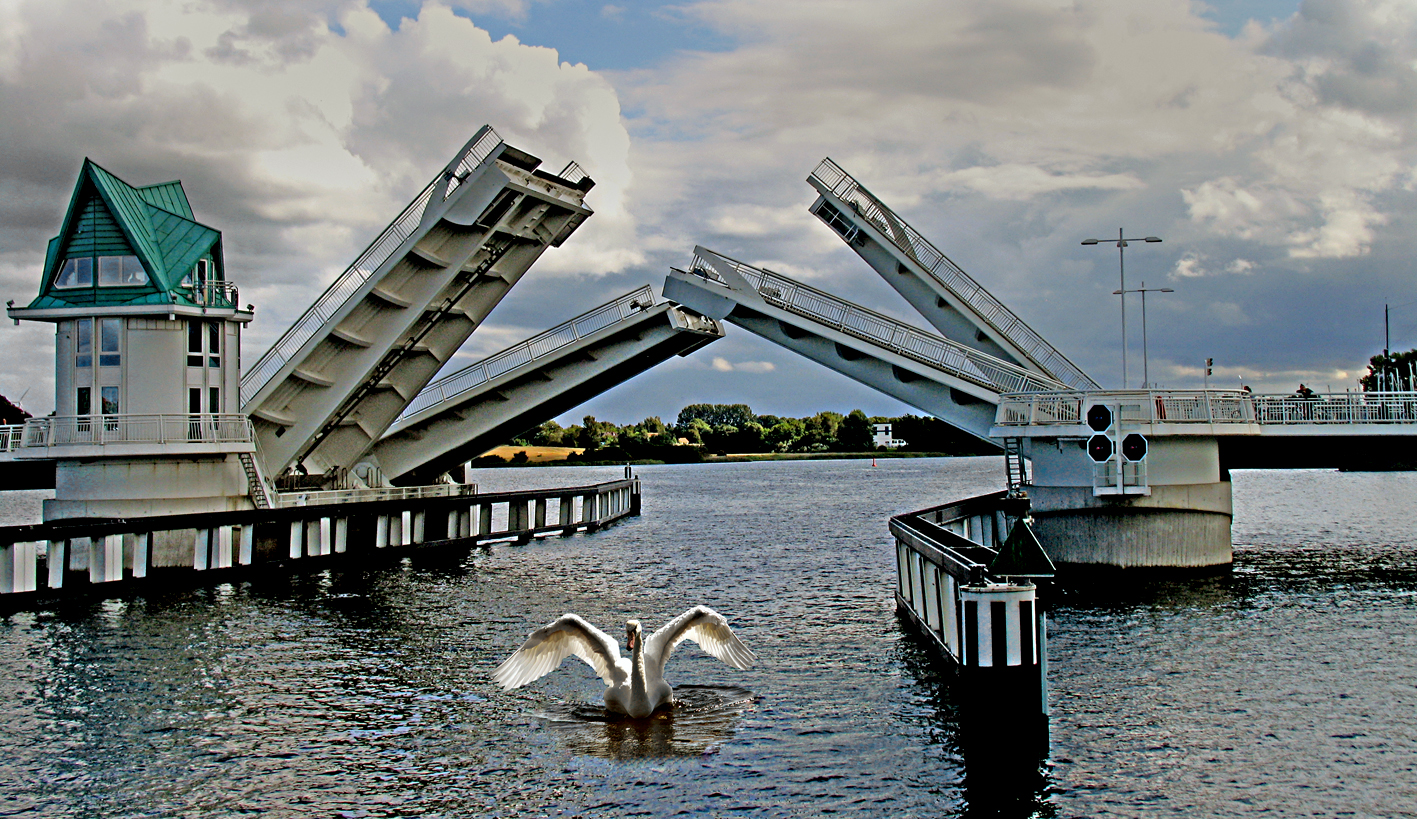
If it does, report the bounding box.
[629,634,648,696]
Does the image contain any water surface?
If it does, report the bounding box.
[1,460,1414,817]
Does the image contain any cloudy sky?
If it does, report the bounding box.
[3,0,1416,425]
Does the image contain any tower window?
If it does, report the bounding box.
[208,321,220,368]
[56,258,93,288]
[97,255,148,286]
[188,320,203,367]
[75,318,92,368]
[76,387,91,416]
[100,386,119,415]
[99,318,121,367]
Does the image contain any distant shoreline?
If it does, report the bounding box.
[473,447,964,467]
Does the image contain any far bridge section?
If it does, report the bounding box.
[370,286,723,485]
[807,158,1097,390]
[241,125,596,481]
[664,246,1065,443]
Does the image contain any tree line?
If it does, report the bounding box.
[498,402,990,463]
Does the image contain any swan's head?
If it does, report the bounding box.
[625,619,642,651]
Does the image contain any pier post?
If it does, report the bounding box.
[195,529,211,570]
[958,583,1048,756]
[400,510,412,546]
[238,526,253,565]
[412,511,425,544]
[135,532,150,577]
[334,519,348,553]
[534,498,547,529]
[478,504,492,538]
[375,515,389,549]
[288,521,303,559]
[215,526,233,569]
[47,540,65,588]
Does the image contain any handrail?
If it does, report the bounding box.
[810,158,1098,390]
[685,249,1066,396]
[276,482,479,508]
[240,126,505,406]
[0,424,24,452]
[995,389,1417,426]
[397,286,659,420]
[187,281,239,308]
[22,414,255,447]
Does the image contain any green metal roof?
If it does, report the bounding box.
[28,159,226,310]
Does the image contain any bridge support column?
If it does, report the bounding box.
[1027,435,1232,569]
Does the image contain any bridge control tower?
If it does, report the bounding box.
[7,159,257,519]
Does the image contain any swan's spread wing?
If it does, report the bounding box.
[645,605,756,675]
[493,614,625,690]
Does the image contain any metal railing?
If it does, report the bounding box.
[0,425,23,452]
[397,286,659,420]
[686,250,1065,396]
[22,414,255,448]
[276,482,479,508]
[188,281,240,308]
[995,390,1417,427]
[241,126,505,406]
[809,158,1098,390]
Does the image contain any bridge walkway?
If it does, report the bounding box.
[807,158,1097,390]
[240,125,595,480]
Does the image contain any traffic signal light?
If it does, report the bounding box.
[1121,432,1148,462]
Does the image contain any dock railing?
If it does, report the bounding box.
[685,249,1066,396]
[0,471,640,597]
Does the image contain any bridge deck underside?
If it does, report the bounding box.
[664,267,1000,444]
[373,302,722,484]
[241,132,593,479]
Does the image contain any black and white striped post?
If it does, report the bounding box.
[890,491,1053,761]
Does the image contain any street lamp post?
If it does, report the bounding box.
[1112,280,1174,389]
[1082,229,1163,389]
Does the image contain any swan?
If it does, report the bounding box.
[493,605,756,718]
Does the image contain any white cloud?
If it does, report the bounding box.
[710,356,775,373]
[0,0,635,413]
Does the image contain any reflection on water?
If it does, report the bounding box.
[535,685,760,760]
[893,615,1056,818]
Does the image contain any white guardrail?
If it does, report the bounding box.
[276,483,479,508]
[0,424,23,452]
[809,158,1098,391]
[996,390,1417,427]
[686,250,1065,396]
[240,126,506,407]
[21,414,255,447]
[398,286,659,420]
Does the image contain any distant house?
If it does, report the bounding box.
[872,423,907,449]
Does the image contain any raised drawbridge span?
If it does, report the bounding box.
[241,126,596,480]
[807,158,1097,390]
[370,286,722,485]
[664,246,1065,442]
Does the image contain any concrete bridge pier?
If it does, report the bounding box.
[1025,434,1233,570]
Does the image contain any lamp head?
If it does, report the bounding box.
[1081,239,1100,245]
[1144,237,1163,243]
